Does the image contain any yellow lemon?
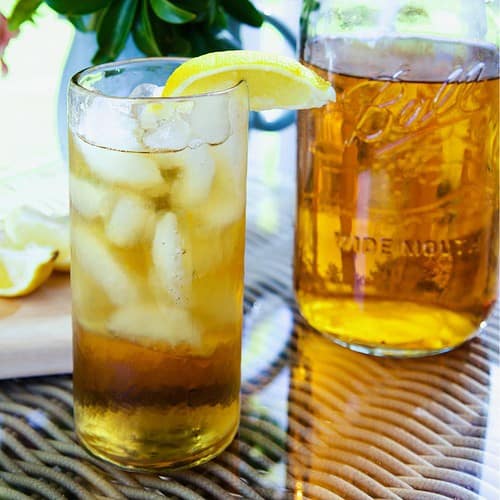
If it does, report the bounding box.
[4,207,70,271]
[0,244,58,297]
[163,50,334,110]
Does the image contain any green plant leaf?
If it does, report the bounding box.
[187,24,239,56]
[133,0,162,56]
[146,14,191,55]
[205,31,240,51]
[171,0,208,14]
[45,0,111,15]
[170,0,210,22]
[150,0,196,24]
[67,15,88,32]
[167,30,192,55]
[300,0,319,46]
[7,0,42,31]
[220,0,263,27]
[185,26,209,55]
[66,11,106,32]
[206,0,217,25]
[163,25,192,55]
[93,0,139,64]
[90,9,108,31]
[211,5,228,30]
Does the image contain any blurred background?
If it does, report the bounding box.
[0,0,73,216]
[0,0,72,174]
[0,0,301,232]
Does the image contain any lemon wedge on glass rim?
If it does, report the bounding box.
[0,244,58,298]
[162,50,335,110]
[4,206,70,272]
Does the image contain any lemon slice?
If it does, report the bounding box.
[163,50,335,111]
[0,245,58,297]
[4,207,70,271]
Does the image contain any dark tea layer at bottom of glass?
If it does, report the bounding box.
[72,323,241,470]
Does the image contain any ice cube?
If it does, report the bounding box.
[79,98,141,151]
[72,263,114,331]
[152,212,192,306]
[189,132,247,229]
[72,222,139,306]
[138,100,194,131]
[143,116,191,151]
[189,222,241,277]
[108,304,201,347]
[129,83,163,98]
[106,195,153,247]
[70,174,115,220]
[75,136,164,189]
[211,132,248,188]
[192,153,246,229]
[166,145,215,209]
[189,95,230,145]
[151,151,178,171]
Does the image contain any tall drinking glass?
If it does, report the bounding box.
[295,0,499,356]
[68,58,249,470]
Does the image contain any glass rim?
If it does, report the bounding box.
[69,56,247,102]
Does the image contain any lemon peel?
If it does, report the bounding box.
[0,244,58,297]
[163,50,335,111]
[4,207,70,271]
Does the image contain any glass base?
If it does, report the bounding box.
[77,424,238,472]
[296,296,488,358]
[316,332,474,358]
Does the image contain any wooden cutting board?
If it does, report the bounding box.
[0,273,72,379]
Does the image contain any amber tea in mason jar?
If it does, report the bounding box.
[295,2,499,356]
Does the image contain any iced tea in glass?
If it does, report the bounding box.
[296,1,499,356]
[68,59,248,470]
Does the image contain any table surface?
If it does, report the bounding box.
[1,128,499,500]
